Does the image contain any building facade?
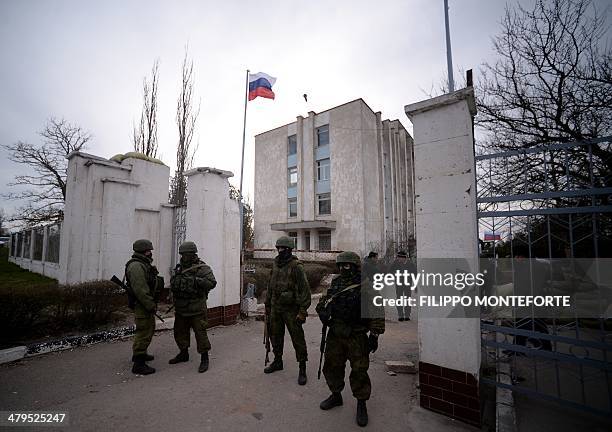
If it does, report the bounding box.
[254,98,415,258]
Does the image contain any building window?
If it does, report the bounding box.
[288,135,297,155]
[304,231,310,251]
[288,197,297,218]
[318,230,331,251]
[288,166,298,186]
[318,193,331,215]
[317,125,329,147]
[317,158,330,181]
[288,231,297,248]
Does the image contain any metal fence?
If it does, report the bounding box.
[172,206,187,269]
[9,223,62,264]
[476,137,612,417]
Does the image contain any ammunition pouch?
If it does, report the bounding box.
[276,290,296,306]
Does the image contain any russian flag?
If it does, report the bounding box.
[248,72,276,101]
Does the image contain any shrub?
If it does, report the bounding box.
[0,280,128,345]
[59,281,126,329]
[303,263,332,292]
[0,283,58,339]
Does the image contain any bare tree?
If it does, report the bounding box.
[230,185,254,249]
[170,49,200,206]
[3,118,90,226]
[475,0,612,255]
[477,0,611,171]
[133,60,160,158]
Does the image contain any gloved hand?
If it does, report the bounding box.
[368,333,379,353]
[296,310,307,324]
[317,308,331,325]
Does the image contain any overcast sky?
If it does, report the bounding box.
[0,0,543,225]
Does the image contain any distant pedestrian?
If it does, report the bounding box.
[390,251,416,321]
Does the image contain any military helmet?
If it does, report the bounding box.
[336,251,361,266]
[133,239,154,253]
[275,236,294,249]
[179,241,198,254]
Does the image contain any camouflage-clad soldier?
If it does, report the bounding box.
[125,239,162,375]
[168,241,217,373]
[264,236,311,385]
[316,251,385,427]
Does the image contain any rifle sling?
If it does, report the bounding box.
[323,283,361,308]
[179,263,206,274]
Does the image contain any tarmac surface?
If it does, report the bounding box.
[0,312,478,432]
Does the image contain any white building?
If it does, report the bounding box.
[254,98,415,259]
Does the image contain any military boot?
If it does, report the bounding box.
[132,353,154,362]
[298,361,307,385]
[264,356,283,374]
[198,352,209,373]
[356,399,368,427]
[320,392,343,410]
[169,349,189,364]
[131,356,156,375]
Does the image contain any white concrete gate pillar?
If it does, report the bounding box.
[404,88,481,426]
[185,167,241,326]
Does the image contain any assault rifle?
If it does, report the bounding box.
[317,324,328,380]
[263,312,271,366]
[111,275,165,322]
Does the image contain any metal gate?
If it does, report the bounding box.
[476,137,612,417]
[172,205,187,269]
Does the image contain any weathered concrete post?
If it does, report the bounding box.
[185,167,241,326]
[404,87,481,426]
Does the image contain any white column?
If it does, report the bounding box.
[405,87,481,422]
[185,168,240,309]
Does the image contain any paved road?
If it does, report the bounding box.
[1,314,476,432]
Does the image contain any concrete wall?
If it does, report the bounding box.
[254,98,414,258]
[185,167,240,309]
[9,153,240,316]
[8,224,62,279]
[59,152,173,284]
[405,87,481,426]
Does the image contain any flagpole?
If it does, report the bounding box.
[239,69,249,248]
[239,69,249,314]
[444,0,455,92]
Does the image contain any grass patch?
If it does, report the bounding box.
[0,247,57,289]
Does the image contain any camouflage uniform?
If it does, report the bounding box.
[317,272,385,400]
[264,254,311,363]
[316,251,384,427]
[170,256,217,353]
[125,240,162,370]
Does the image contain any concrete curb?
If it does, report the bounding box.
[0,317,176,364]
[0,346,27,365]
